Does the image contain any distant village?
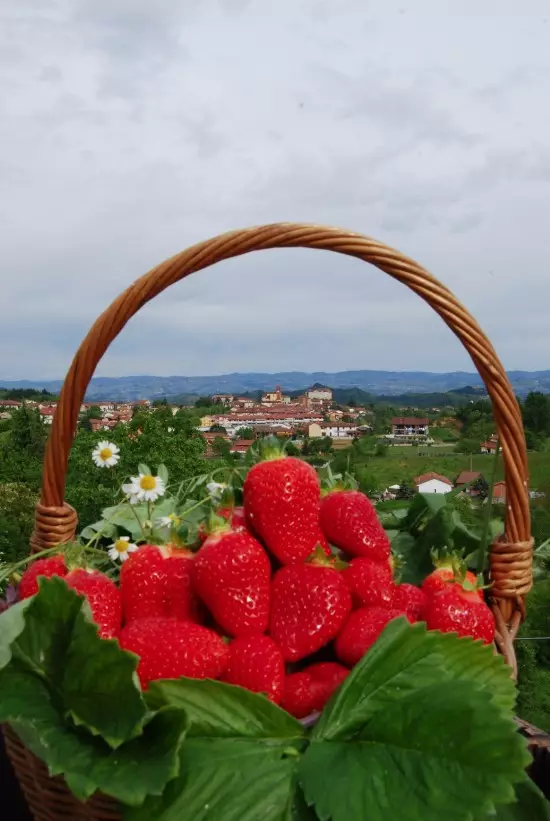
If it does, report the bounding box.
[0,384,518,503]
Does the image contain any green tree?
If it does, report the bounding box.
[235,427,254,440]
[209,424,227,433]
[522,392,550,437]
[195,396,214,408]
[81,405,102,431]
[0,483,37,565]
[472,475,489,499]
[211,437,231,459]
[397,480,416,499]
[10,406,46,456]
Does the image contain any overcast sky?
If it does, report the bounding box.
[1,0,549,381]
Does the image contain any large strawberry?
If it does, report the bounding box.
[335,607,408,666]
[65,568,122,639]
[163,547,202,623]
[269,559,352,661]
[393,583,428,622]
[424,582,495,644]
[282,662,349,718]
[320,489,390,563]
[120,544,201,624]
[243,438,321,564]
[119,617,228,689]
[193,527,271,636]
[221,635,285,704]
[342,557,395,609]
[19,554,68,599]
[120,545,168,623]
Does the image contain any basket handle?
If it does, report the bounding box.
[32,223,532,671]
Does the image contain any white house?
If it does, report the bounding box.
[309,422,358,439]
[414,472,453,494]
[306,385,333,405]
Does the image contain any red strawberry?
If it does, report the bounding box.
[424,583,495,644]
[269,561,352,661]
[342,557,395,609]
[19,555,68,599]
[320,490,390,563]
[335,607,408,666]
[282,662,349,718]
[243,441,321,564]
[393,583,428,622]
[282,671,315,719]
[120,545,168,623]
[163,547,202,623]
[193,528,271,636]
[221,635,285,704]
[65,568,122,639]
[119,617,228,689]
[317,531,332,557]
[307,662,349,710]
[422,556,482,599]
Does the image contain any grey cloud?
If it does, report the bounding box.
[1,0,550,381]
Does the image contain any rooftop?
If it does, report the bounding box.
[414,472,452,486]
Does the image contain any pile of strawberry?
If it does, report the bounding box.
[18,447,496,720]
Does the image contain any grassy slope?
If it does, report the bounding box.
[351,447,550,489]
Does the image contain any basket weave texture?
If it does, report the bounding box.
[3,223,534,819]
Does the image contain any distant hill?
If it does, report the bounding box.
[0,370,548,402]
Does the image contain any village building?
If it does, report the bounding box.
[414,472,453,494]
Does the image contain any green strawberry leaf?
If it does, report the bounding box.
[300,680,527,821]
[63,610,146,747]
[6,577,147,748]
[125,739,300,821]
[475,777,550,819]
[147,678,304,740]
[131,679,308,821]
[314,619,517,741]
[301,620,528,821]
[1,666,187,806]
[0,598,30,670]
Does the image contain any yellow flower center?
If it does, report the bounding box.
[99,447,113,460]
[140,475,157,491]
[114,539,129,553]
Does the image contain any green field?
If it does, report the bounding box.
[351,447,550,491]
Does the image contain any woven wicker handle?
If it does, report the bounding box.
[32,223,532,671]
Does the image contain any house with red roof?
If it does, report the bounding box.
[392,417,429,438]
[414,472,453,494]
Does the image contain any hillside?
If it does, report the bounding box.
[0,369,548,402]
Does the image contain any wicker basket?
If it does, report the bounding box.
[2,224,536,819]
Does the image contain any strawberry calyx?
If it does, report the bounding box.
[306,545,347,570]
[256,435,287,462]
[319,465,358,496]
[430,549,468,578]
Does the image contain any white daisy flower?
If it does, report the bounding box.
[206,481,226,502]
[156,513,181,529]
[108,536,138,563]
[92,441,120,469]
[122,473,166,504]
